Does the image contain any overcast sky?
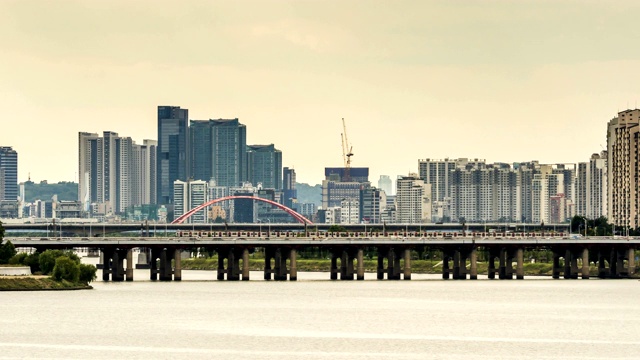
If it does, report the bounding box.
[1,1,639,186]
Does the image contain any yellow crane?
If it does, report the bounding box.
[341,118,354,182]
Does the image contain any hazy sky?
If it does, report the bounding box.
[2,1,640,186]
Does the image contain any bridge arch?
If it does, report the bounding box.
[171,195,313,225]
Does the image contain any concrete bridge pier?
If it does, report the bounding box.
[273,248,289,281]
[581,248,590,279]
[499,248,514,280]
[387,248,401,280]
[218,251,227,280]
[442,250,451,280]
[487,249,497,279]
[552,251,561,279]
[158,249,174,281]
[174,249,182,281]
[356,248,365,280]
[112,250,125,282]
[290,249,297,281]
[570,250,579,279]
[403,249,411,280]
[331,252,339,280]
[242,248,250,281]
[563,249,573,279]
[628,248,636,276]
[340,250,354,280]
[150,248,159,281]
[610,248,619,279]
[597,251,608,278]
[101,248,113,281]
[469,248,478,280]
[126,249,134,281]
[452,250,462,280]
[264,248,273,280]
[516,248,524,280]
[227,249,241,281]
[377,249,384,280]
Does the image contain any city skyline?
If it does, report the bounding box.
[2,1,640,185]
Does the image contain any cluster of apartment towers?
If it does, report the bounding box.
[78,105,290,223]
[2,108,636,227]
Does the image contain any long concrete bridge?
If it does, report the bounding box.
[7,234,637,282]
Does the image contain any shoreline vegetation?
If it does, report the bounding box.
[0,276,93,291]
[181,257,639,278]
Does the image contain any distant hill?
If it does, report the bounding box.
[296,183,321,206]
[24,181,77,203]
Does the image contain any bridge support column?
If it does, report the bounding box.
[274,248,288,281]
[442,250,450,280]
[227,249,240,281]
[174,249,182,281]
[242,248,250,281]
[552,251,560,279]
[340,250,354,280]
[570,250,579,279]
[628,248,636,276]
[101,248,112,281]
[264,248,272,280]
[290,249,297,281]
[112,250,125,281]
[150,248,159,281]
[488,249,496,280]
[598,252,607,278]
[357,248,364,280]
[470,248,478,280]
[610,248,619,279]
[453,250,461,280]
[376,249,384,280]
[564,249,572,280]
[581,248,590,279]
[218,251,226,281]
[159,249,174,281]
[387,248,400,280]
[126,249,134,281]
[516,248,524,280]
[499,248,507,279]
[330,252,339,280]
[403,249,411,280]
[97,251,104,270]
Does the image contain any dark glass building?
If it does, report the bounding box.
[247,144,282,190]
[324,167,369,183]
[283,167,297,210]
[0,146,18,201]
[157,106,189,205]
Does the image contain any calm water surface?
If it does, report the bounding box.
[1,261,639,360]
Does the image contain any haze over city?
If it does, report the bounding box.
[2,1,640,184]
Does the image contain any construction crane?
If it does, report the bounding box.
[341,117,354,182]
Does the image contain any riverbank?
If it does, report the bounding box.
[0,276,92,291]
[181,257,568,276]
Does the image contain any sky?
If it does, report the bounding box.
[1,0,640,186]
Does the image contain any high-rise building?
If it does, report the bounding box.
[322,167,369,209]
[360,186,385,224]
[283,167,297,209]
[173,179,209,224]
[0,147,18,201]
[247,144,282,190]
[607,109,640,229]
[396,173,431,224]
[377,175,392,195]
[211,119,247,187]
[576,151,607,220]
[189,120,213,182]
[157,105,189,205]
[79,131,156,216]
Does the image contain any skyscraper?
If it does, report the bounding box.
[211,119,246,187]
[396,173,431,224]
[607,109,640,229]
[0,147,18,201]
[377,175,392,196]
[157,105,189,205]
[283,167,297,209]
[247,144,282,190]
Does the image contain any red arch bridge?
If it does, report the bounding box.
[171,195,313,225]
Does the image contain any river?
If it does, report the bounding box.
[1,261,639,359]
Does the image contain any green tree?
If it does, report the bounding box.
[78,264,97,283]
[8,252,27,265]
[0,240,17,264]
[24,252,41,273]
[52,256,79,282]
[39,249,66,275]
